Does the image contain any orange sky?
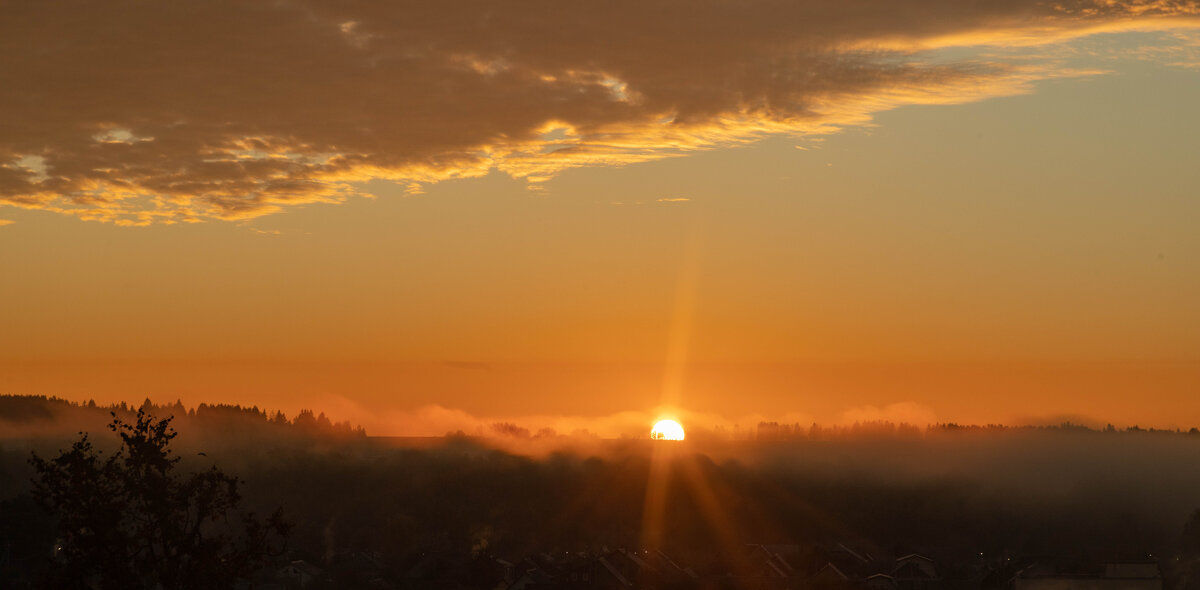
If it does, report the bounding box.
[1,1,1199,434]
[1,360,1198,435]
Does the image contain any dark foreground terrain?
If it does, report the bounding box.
[3,395,1200,589]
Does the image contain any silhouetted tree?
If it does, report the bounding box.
[491,422,531,438]
[29,410,290,589]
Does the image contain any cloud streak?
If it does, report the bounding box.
[2,0,1198,224]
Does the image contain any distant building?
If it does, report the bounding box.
[811,562,852,586]
[867,573,900,590]
[1015,562,1162,590]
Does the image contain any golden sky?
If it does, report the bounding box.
[1,0,1199,434]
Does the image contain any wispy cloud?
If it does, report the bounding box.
[0,219,14,226]
[2,0,1198,224]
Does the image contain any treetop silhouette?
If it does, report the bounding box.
[29,410,290,590]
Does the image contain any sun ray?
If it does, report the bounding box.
[639,441,675,550]
[640,214,707,553]
[657,218,707,412]
[676,454,749,568]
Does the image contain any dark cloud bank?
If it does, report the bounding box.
[2,0,1197,224]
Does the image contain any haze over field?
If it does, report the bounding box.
[5,395,1200,587]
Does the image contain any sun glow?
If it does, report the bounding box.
[650,419,685,441]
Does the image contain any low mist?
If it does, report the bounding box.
[4,394,1200,587]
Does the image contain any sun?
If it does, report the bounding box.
[650,419,685,441]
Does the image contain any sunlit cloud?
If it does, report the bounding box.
[2,0,1198,224]
[1125,29,1200,67]
[245,227,282,236]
